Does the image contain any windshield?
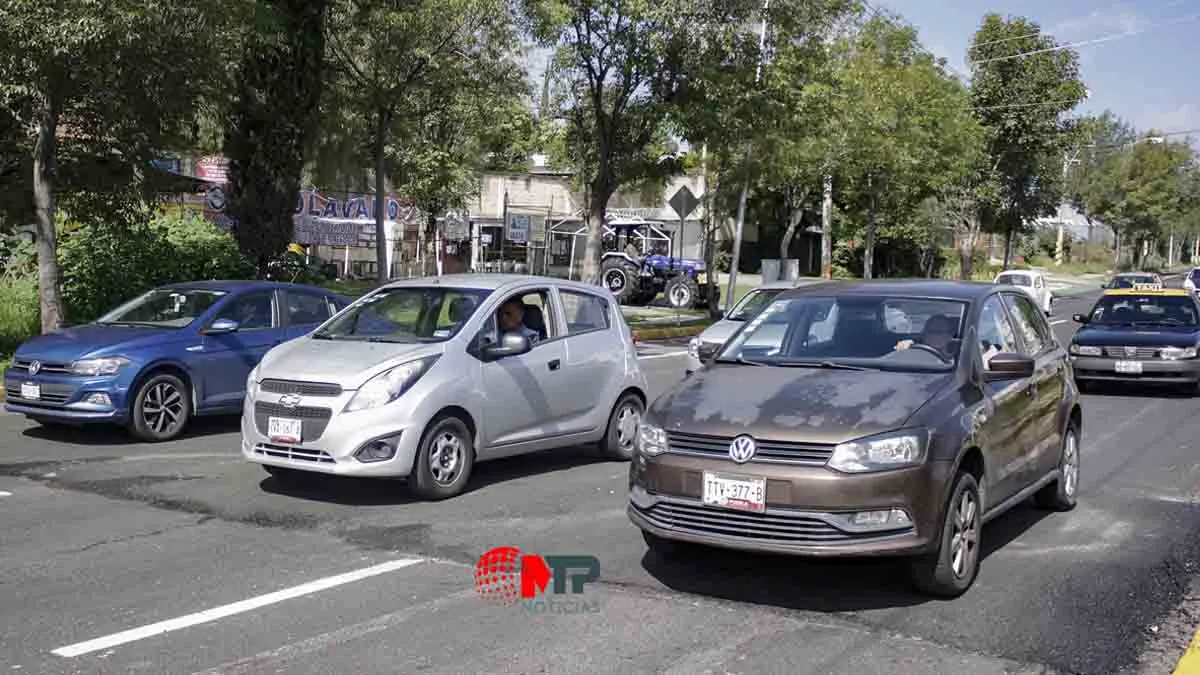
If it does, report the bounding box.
[726,288,784,321]
[1087,294,1199,326]
[313,286,492,342]
[1189,269,1200,282]
[96,288,227,328]
[716,295,968,372]
[1107,275,1155,289]
[995,274,1031,287]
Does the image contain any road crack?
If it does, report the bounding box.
[53,515,215,556]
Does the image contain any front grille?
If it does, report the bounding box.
[11,359,71,374]
[259,379,342,396]
[2,378,76,405]
[253,401,333,441]
[253,443,334,464]
[668,431,834,466]
[1101,346,1160,359]
[635,498,907,544]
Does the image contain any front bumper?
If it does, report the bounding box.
[3,367,130,423]
[627,451,951,557]
[1070,355,1200,384]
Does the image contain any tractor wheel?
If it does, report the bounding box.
[601,258,640,304]
[664,276,700,309]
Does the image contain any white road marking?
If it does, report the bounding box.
[0,491,11,497]
[1050,319,1067,325]
[638,351,689,360]
[51,557,425,658]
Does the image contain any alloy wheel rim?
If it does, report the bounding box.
[430,431,464,486]
[142,382,184,435]
[1062,431,1079,498]
[605,270,625,291]
[949,489,979,579]
[615,403,641,450]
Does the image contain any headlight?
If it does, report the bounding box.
[344,355,440,412]
[70,357,130,376]
[1069,344,1101,356]
[636,423,668,456]
[687,337,700,359]
[246,366,260,398]
[1160,346,1198,360]
[828,429,928,473]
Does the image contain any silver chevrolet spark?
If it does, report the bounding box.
[241,274,649,500]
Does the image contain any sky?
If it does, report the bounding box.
[880,0,1200,140]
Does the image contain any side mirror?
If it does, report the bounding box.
[480,333,532,361]
[203,318,240,335]
[1072,313,1088,324]
[715,310,726,320]
[983,352,1035,381]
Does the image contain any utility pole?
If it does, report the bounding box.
[1057,148,1081,265]
[724,0,771,310]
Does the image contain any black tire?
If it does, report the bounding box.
[409,414,475,500]
[601,258,640,304]
[598,393,644,460]
[641,530,694,559]
[129,372,191,442]
[1035,424,1079,511]
[664,275,700,309]
[909,471,983,598]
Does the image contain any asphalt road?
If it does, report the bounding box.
[2,288,1198,675]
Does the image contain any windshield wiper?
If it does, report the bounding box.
[714,355,769,366]
[777,360,874,371]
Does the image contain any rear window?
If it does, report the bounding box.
[996,274,1031,287]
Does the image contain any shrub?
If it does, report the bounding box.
[0,274,38,356]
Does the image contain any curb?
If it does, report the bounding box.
[1174,627,1200,675]
[631,324,709,341]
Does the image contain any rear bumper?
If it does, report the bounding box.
[1070,355,1200,384]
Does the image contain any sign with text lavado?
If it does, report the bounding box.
[292,190,421,247]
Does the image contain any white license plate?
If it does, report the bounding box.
[20,382,40,400]
[268,416,303,443]
[1115,360,1142,374]
[702,471,766,513]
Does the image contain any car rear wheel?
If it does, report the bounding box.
[1035,425,1080,511]
[129,373,191,442]
[409,414,475,500]
[909,471,982,598]
[599,393,644,460]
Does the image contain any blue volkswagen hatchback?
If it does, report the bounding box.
[3,280,351,441]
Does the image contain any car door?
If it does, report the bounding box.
[555,287,621,434]
[196,289,285,409]
[1001,291,1065,482]
[477,287,572,452]
[975,294,1036,507]
[281,289,334,340]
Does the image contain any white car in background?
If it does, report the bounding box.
[1181,268,1200,293]
[994,269,1053,316]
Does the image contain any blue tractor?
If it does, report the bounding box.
[599,223,710,308]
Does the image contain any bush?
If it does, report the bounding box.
[0,275,38,356]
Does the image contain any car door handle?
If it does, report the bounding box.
[548,359,561,371]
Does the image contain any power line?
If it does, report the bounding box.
[969,11,1200,66]
[970,0,1191,50]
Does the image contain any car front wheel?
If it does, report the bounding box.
[909,471,983,597]
[409,414,476,500]
[129,372,192,442]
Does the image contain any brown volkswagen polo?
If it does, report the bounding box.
[628,280,1082,597]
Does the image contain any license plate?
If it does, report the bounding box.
[20,383,40,400]
[1115,360,1142,374]
[268,416,303,443]
[702,471,766,513]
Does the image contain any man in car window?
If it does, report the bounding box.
[498,298,539,343]
[895,314,955,353]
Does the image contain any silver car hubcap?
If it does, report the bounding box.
[142,382,184,435]
[949,489,979,578]
[615,402,641,450]
[1062,431,1079,498]
[429,430,464,486]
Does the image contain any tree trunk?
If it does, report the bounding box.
[581,178,610,285]
[33,103,64,332]
[820,175,833,279]
[863,174,875,279]
[373,108,390,283]
[1002,227,1014,269]
[779,187,807,261]
[957,215,981,280]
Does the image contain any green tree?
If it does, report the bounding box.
[967,14,1088,267]
[225,0,330,276]
[0,0,226,331]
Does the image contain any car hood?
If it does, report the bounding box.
[14,324,183,363]
[695,320,741,345]
[649,364,953,445]
[1074,325,1200,348]
[256,337,446,388]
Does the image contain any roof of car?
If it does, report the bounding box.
[1111,272,1158,278]
[377,273,612,295]
[776,279,999,302]
[160,280,340,294]
[995,269,1038,277]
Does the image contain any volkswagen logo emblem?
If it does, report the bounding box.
[278,393,302,409]
[28,361,41,375]
[728,434,757,464]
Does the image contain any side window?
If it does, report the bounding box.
[479,288,557,346]
[1001,293,1050,354]
[560,290,611,335]
[806,302,837,344]
[329,296,351,314]
[976,296,1019,368]
[214,291,275,330]
[286,292,332,326]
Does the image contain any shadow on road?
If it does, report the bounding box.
[639,501,1053,612]
[257,443,613,506]
[20,415,240,445]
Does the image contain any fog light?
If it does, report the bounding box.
[832,508,912,532]
[353,436,399,463]
[83,392,112,407]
